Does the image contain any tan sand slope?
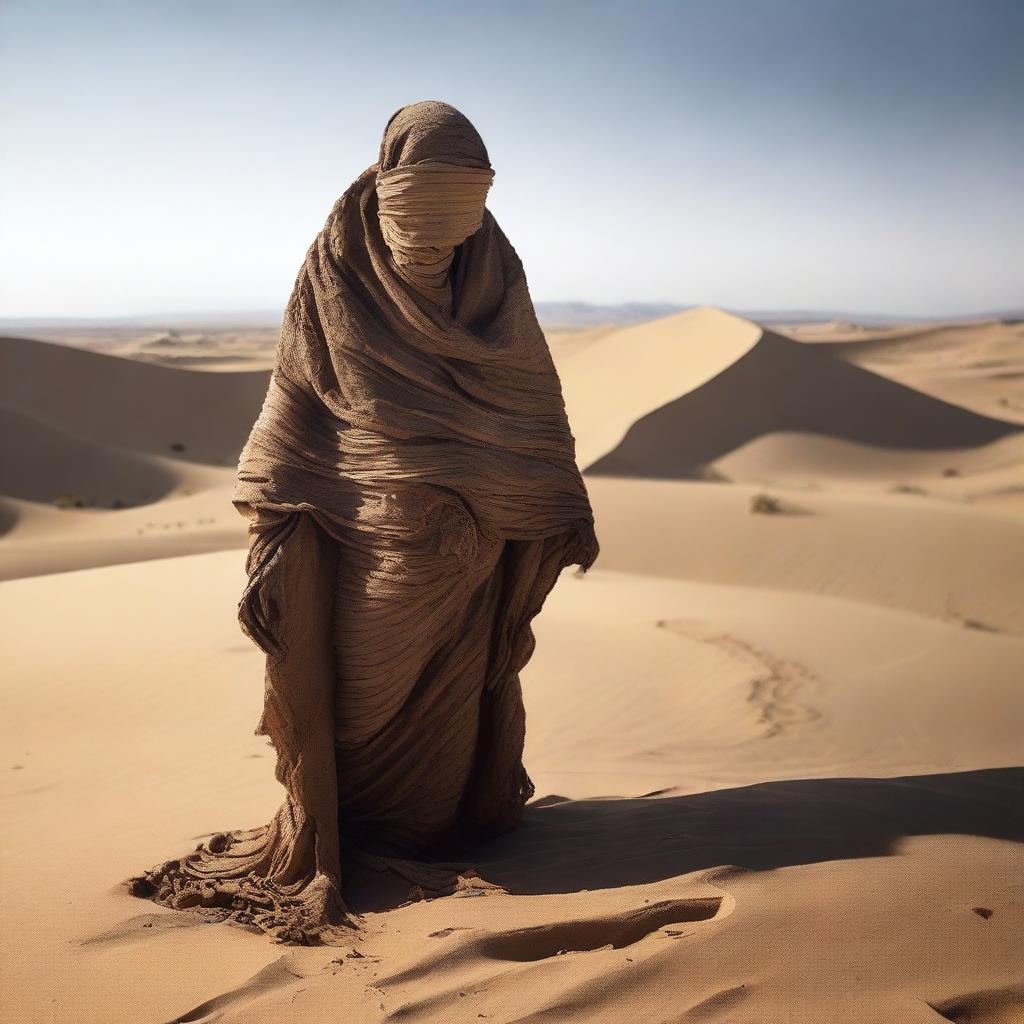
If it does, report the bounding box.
[785,318,1024,425]
[0,402,197,507]
[713,430,1024,492]
[0,336,262,579]
[0,488,246,582]
[563,308,1020,481]
[586,476,1024,636]
[1,553,1021,1023]
[0,427,245,583]
[0,449,245,582]
[554,306,764,470]
[0,334,270,465]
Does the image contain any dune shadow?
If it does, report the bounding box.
[586,331,1020,479]
[0,334,269,466]
[0,498,18,536]
[457,767,1024,896]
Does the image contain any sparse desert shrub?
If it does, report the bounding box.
[750,493,783,515]
[170,441,187,452]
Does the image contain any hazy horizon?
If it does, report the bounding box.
[2,0,1021,319]
[2,300,1022,331]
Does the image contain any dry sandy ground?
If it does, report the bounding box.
[1,308,1022,1023]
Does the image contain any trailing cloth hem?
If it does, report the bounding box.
[126,101,597,944]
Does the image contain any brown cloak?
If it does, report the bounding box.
[127,101,598,944]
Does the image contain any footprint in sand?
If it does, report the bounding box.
[656,620,822,739]
[473,896,725,962]
[374,895,735,1022]
[380,894,730,994]
[930,981,1024,1023]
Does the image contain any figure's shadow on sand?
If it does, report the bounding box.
[473,765,1024,892]
[350,767,1023,911]
[486,767,1024,894]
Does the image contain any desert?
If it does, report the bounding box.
[2,306,1022,1022]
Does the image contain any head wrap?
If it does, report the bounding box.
[374,101,495,308]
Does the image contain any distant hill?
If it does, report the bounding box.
[2,305,1020,336]
[534,302,690,330]
[534,304,1024,331]
[0,310,284,330]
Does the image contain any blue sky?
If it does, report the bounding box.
[1,0,1021,318]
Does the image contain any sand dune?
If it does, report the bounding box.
[2,310,1023,1021]
[0,402,193,507]
[555,306,764,470]
[0,381,243,580]
[786,317,1024,425]
[0,334,269,464]
[0,489,246,582]
[562,308,1020,480]
[0,336,262,579]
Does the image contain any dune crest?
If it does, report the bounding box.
[558,308,1020,481]
[0,334,269,465]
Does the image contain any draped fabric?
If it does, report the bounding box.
[126,101,598,945]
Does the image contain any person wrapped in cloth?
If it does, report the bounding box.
[127,100,599,944]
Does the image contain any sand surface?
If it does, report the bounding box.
[2,308,1022,1022]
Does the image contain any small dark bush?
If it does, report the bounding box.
[750,493,783,515]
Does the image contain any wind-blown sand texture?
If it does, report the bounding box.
[2,307,1023,1022]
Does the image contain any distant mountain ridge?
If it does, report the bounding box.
[2,304,1021,333]
[533,303,1024,330]
[534,302,689,329]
